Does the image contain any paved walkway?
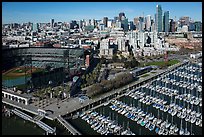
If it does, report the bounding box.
[56,116,81,135]
[2,61,185,120]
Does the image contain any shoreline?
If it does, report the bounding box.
[2,103,70,135]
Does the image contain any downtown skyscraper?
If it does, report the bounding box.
[145,15,151,31]
[163,11,169,32]
[156,5,162,32]
[119,12,125,21]
[51,19,54,28]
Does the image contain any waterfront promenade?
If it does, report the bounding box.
[2,61,187,135]
[56,116,81,135]
[2,61,185,120]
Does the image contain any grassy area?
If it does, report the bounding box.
[16,84,27,90]
[2,68,44,80]
[167,59,180,66]
[13,68,31,73]
[150,71,157,74]
[140,74,150,78]
[142,59,180,67]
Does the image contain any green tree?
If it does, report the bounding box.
[65,85,70,93]
[82,74,85,81]
[85,74,90,85]
[112,54,118,62]
[88,83,103,97]
[131,58,140,68]
[89,73,95,84]
[100,56,106,64]
[101,80,113,92]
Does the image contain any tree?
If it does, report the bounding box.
[88,83,103,97]
[100,56,106,64]
[89,73,95,84]
[132,58,140,68]
[81,75,85,83]
[65,85,70,93]
[53,86,61,98]
[85,74,90,85]
[120,55,126,62]
[81,84,84,89]
[101,80,113,92]
[112,54,118,62]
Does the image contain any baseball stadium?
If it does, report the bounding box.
[2,47,85,90]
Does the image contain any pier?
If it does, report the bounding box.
[11,108,56,135]
[56,116,81,135]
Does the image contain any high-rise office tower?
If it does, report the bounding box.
[179,16,190,27]
[114,16,119,22]
[107,19,113,28]
[145,15,151,31]
[129,21,135,30]
[189,21,195,31]
[121,18,128,31]
[116,20,122,28]
[119,12,125,21]
[70,20,77,29]
[79,20,83,29]
[99,23,105,31]
[139,17,144,32]
[134,17,140,31]
[103,17,108,27]
[91,19,95,26]
[163,11,169,32]
[32,23,38,32]
[194,21,202,31]
[88,19,92,25]
[51,19,54,28]
[169,19,176,32]
[151,20,155,32]
[85,19,90,26]
[156,5,162,32]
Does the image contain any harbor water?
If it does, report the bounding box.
[2,115,44,135]
[2,104,70,135]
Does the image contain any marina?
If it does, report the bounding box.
[65,60,202,135]
[2,2,202,135]
[2,59,202,135]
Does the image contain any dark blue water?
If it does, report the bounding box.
[2,115,44,135]
[2,104,70,135]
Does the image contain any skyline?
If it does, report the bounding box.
[2,2,202,24]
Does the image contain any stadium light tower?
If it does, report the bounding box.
[164,50,168,67]
[64,49,70,79]
[22,57,27,92]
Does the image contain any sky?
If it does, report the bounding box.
[2,2,202,24]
